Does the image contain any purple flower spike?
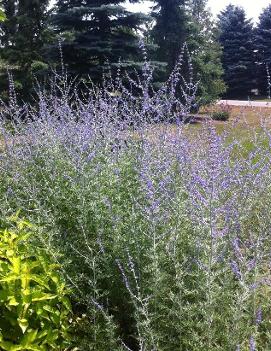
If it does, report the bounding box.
[249,336,256,351]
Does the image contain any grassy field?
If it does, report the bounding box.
[201,105,271,127]
[141,105,271,147]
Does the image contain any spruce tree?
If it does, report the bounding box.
[218,5,255,99]
[150,0,225,105]
[51,0,146,82]
[151,0,187,74]
[254,5,271,96]
[0,0,50,99]
[186,0,226,105]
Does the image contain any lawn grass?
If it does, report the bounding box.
[142,105,271,148]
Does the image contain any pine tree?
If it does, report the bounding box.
[51,0,147,82]
[185,0,226,105]
[218,5,255,99]
[254,5,271,96]
[151,0,187,74]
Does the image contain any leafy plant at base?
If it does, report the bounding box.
[0,215,72,350]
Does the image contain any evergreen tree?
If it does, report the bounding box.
[0,0,51,99]
[151,0,187,74]
[186,0,226,105]
[186,0,208,23]
[51,0,147,82]
[218,5,255,99]
[150,0,225,105]
[254,5,271,96]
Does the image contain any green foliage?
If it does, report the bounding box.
[0,0,226,105]
[212,110,230,121]
[0,9,6,21]
[150,0,225,105]
[51,0,148,82]
[186,0,226,105]
[218,5,255,98]
[0,215,72,350]
[0,0,51,100]
[151,0,187,74]
[254,5,271,96]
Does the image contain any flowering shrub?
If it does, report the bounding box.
[0,55,271,350]
[0,215,72,350]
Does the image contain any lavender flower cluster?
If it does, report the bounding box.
[0,55,271,350]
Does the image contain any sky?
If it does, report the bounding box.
[49,1,271,22]
[127,0,271,22]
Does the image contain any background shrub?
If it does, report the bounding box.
[211,103,232,121]
[212,110,230,121]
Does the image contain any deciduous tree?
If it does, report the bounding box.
[186,0,226,104]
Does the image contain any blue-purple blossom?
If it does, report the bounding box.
[255,307,262,326]
[249,336,256,351]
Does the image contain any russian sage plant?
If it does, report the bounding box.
[0,51,271,350]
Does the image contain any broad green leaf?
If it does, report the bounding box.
[27,262,40,270]
[21,329,38,345]
[30,275,50,289]
[0,340,20,350]
[18,318,28,334]
[0,220,71,349]
[43,328,58,345]
[0,290,8,302]
[8,296,19,306]
[22,290,31,304]
[11,257,21,274]
[50,312,60,325]
[0,274,19,282]
[6,250,15,258]
[61,296,72,312]
[42,305,54,313]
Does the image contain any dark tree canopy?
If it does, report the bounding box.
[1,0,50,65]
[0,0,50,98]
[186,0,226,104]
[0,0,229,104]
[151,0,187,73]
[218,5,255,98]
[255,5,271,65]
[254,5,271,95]
[51,0,147,82]
[149,0,225,104]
